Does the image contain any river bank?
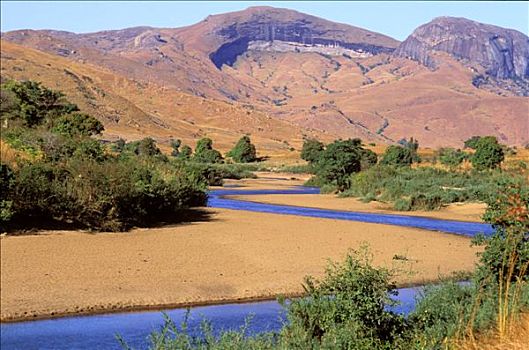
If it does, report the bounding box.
[1,173,482,322]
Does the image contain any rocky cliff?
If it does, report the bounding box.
[178,6,400,69]
[394,17,529,95]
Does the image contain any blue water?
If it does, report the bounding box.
[208,187,494,237]
[1,186,491,349]
[0,287,421,350]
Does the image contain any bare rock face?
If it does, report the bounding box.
[206,6,399,69]
[394,17,529,94]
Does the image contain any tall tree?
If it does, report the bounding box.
[194,138,223,163]
[301,138,325,164]
[227,136,257,163]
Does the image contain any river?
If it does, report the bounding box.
[1,186,492,349]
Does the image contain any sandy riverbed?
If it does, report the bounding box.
[1,174,482,322]
[227,172,487,223]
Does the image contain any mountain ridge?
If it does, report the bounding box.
[2,7,528,150]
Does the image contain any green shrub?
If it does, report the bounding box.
[178,145,193,160]
[281,247,406,348]
[301,138,325,164]
[471,136,505,170]
[343,165,518,211]
[393,198,412,211]
[0,164,15,229]
[4,158,207,231]
[52,112,104,137]
[380,145,413,167]
[314,139,362,190]
[193,138,223,164]
[227,136,257,163]
[464,136,482,149]
[1,80,78,127]
[170,139,181,157]
[398,137,421,163]
[360,148,378,170]
[0,81,208,232]
[111,138,126,153]
[437,148,467,168]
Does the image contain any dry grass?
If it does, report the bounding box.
[455,313,529,350]
[0,140,34,168]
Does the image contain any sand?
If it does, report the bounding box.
[1,174,482,322]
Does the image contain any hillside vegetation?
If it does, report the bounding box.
[0,80,209,232]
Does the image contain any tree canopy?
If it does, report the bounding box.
[380,145,413,166]
[315,139,362,190]
[471,136,505,170]
[301,138,325,164]
[227,136,257,163]
[193,137,223,163]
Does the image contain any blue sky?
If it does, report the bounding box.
[1,1,527,40]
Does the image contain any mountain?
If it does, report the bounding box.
[0,40,322,154]
[394,16,529,96]
[174,6,399,68]
[2,7,528,150]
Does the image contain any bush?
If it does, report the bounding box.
[343,165,518,211]
[282,247,405,348]
[178,145,193,160]
[314,139,362,191]
[0,80,208,232]
[0,164,15,229]
[398,137,420,163]
[170,139,181,157]
[52,112,104,137]
[1,80,78,127]
[437,148,467,168]
[227,136,257,163]
[471,136,505,170]
[193,138,223,164]
[380,145,413,167]
[464,136,482,149]
[393,198,412,211]
[3,158,207,231]
[360,148,378,170]
[301,138,325,164]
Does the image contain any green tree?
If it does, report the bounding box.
[301,138,325,164]
[227,136,257,163]
[111,138,126,153]
[471,136,504,170]
[193,138,223,163]
[138,138,162,157]
[72,138,106,162]
[360,148,378,170]
[1,80,78,127]
[464,136,482,149]
[52,112,104,137]
[380,145,413,166]
[178,145,193,160]
[438,148,467,168]
[315,139,362,190]
[170,139,181,157]
[398,137,420,163]
[122,138,163,158]
[0,164,15,228]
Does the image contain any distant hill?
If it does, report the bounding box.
[2,6,528,149]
